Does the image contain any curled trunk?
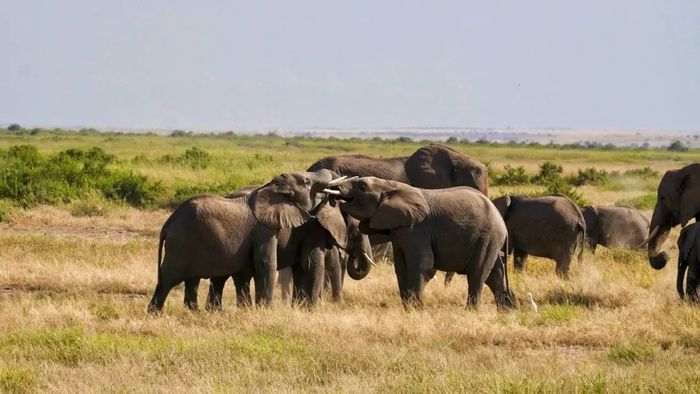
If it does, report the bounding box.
[648,201,673,270]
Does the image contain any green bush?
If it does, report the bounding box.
[493,165,530,186]
[531,161,563,185]
[0,145,162,208]
[567,167,609,186]
[623,167,659,179]
[543,178,589,206]
[159,147,212,169]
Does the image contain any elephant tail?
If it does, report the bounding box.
[576,221,585,264]
[677,256,688,300]
[503,233,511,292]
[157,216,171,284]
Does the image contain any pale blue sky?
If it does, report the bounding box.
[1,1,699,130]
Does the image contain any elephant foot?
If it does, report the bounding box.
[495,291,518,311]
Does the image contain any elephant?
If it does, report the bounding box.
[491,195,586,276]
[677,223,700,302]
[335,177,516,309]
[201,184,374,308]
[581,205,649,252]
[310,143,489,284]
[648,163,700,271]
[147,170,353,313]
[308,143,489,195]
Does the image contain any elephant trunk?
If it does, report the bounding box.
[346,234,374,280]
[648,201,673,270]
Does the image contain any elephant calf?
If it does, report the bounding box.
[677,223,700,302]
[581,205,649,252]
[492,195,586,276]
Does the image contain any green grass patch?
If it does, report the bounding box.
[616,193,657,210]
[608,341,656,364]
[228,329,307,360]
[518,304,577,327]
[0,366,36,393]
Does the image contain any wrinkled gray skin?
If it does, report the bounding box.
[337,177,515,309]
[310,143,489,284]
[492,195,586,277]
[648,164,700,271]
[581,205,649,252]
[148,170,342,313]
[308,143,489,195]
[676,223,700,302]
[200,185,373,308]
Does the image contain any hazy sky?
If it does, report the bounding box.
[1,1,699,130]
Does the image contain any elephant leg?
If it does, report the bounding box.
[233,270,254,307]
[555,254,573,278]
[687,261,700,303]
[277,267,292,303]
[325,247,343,302]
[513,249,528,271]
[183,278,200,310]
[485,255,516,310]
[444,272,455,286]
[402,243,434,309]
[392,247,409,303]
[253,233,277,306]
[206,276,229,310]
[305,246,327,306]
[148,278,180,313]
[466,237,501,309]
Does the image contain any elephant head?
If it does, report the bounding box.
[248,169,338,229]
[648,164,700,270]
[491,195,511,218]
[344,216,374,280]
[405,144,489,196]
[335,176,429,230]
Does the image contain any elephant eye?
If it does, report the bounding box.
[358,183,368,192]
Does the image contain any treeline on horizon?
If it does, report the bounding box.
[0,123,693,152]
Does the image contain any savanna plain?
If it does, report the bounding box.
[0,129,699,393]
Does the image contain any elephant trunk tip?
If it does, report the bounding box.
[649,251,669,270]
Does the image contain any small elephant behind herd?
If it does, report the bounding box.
[148,144,700,313]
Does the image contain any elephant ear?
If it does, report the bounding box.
[369,186,428,229]
[405,144,453,188]
[492,195,511,218]
[248,185,311,230]
[679,171,700,227]
[315,202,348,249]
[581,205,598,232]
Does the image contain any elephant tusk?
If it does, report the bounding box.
[321,189,343,196]
[328,176,358,186]
[363,252,377,267]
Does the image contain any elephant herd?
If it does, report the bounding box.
[147,144,700,313]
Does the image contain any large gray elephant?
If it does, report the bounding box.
[147,170,350,313]
[677,223,700,302]
[335,177,516,309]
[201,186,373,308]
[308,143,489,195]
[492,195,586,276]
[310,143,488,284]
[648,164,700,270]
[581,205,649,252]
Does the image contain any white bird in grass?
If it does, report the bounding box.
[527,292,538,313]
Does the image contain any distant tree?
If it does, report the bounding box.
[446,136,459,144]
[7,123,22,131]
[667,140,688,152]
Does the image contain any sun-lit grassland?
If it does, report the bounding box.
[1,130,700,393]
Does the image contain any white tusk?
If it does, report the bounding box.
[363,252,377,267]
[321,189,343,195]
[328,176,358,186]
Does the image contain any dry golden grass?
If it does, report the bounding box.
[1,133,700,392]
[0,205,699,393]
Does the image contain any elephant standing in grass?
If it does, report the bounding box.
[335,177,516,309]
[203,185,373,307]
[492,195,586,277]
[677,223,700,302]
[310,143,490,284]
[148,170,352,313]
[581,205,649,252]
[648,164,700,271]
